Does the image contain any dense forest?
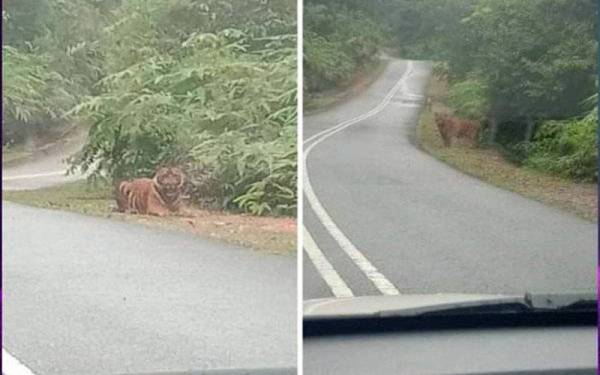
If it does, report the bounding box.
[304,0,598,181]
[303,1,383,93]
[3,0,297,216]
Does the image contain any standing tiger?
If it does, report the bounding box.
[435,113,480,147]
[115,166,187,216]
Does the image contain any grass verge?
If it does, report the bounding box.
[418,75,597,222]
[3,181,296,255]
[304,58,387,114]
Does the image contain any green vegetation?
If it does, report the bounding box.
[3,181,113,216]
[303,1,384,96]
[3,0,297,216]
[304,58,386,113]
[2,0,103,145]
[446,76,490,121]
[524,112,598,182]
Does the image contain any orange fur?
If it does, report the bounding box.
[435,113,480,147]
[115,167,186,216]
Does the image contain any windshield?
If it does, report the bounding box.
[302,0,597,305]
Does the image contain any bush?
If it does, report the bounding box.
[432,61,449,79]
[2,0,108,144]
[69,1,297,216]
[304,2,384,95]
[303,31,356,92]
[446,76,490,121]
[2,46,75,143]
[186,127,296,216]
[524,112,597,182]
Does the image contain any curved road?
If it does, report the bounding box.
[2,129,86,191]
[303,58,596,300]
[2,136,296,373]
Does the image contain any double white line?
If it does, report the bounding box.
[303,61,415,298]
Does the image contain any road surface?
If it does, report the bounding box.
[3,203,296,374]
[303,58,596,300]
[2,135,296,374]
[2,129,86,191]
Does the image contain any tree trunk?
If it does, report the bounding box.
[488,116,498,144]
[524,117,535,142]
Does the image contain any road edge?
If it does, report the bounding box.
[304,58,389,115]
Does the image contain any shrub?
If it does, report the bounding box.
[524,112,597,181]
[2,46,75,143]
[432,61,449,79]
[186,127,296,216]
[303,31,356,92]
[68,2,297,216]
[304,2,384,95]
[446,76,490,121]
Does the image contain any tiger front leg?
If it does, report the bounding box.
[440,131,452,147]
[114,194,128,213]
[173,206,196,218]
[146,203,171,217]
[165,199,195,218]
[146,199,171,217]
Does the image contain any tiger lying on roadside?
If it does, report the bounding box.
[115,166,188,216]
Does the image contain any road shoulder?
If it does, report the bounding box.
[3,181,296,254]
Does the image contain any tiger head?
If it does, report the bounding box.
[153,166,186,202]
[434,112,447,125]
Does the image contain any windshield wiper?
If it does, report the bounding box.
[303,292,597,336]
[421,292,597,317]
[524,292,596,311]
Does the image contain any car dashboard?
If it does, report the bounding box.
[304,325,596,375]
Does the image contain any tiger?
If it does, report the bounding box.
[435,113,480,147]
[115,166,188,216]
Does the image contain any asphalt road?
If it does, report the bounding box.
[303,58,597,300]
[2,202,296,374]
[2,136,296,373]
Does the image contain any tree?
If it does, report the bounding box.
[449,0,596,123]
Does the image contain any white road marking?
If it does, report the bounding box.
[304,72,407,145]
[303,227,354,298]
[2,349,37,375]
[303,170,401,296]
[303,61,416,296]
[2,170,66,181]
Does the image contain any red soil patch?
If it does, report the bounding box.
[119,208,297,255]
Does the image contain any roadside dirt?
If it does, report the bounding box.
[4,180,297,254]
[112,208,297,255]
